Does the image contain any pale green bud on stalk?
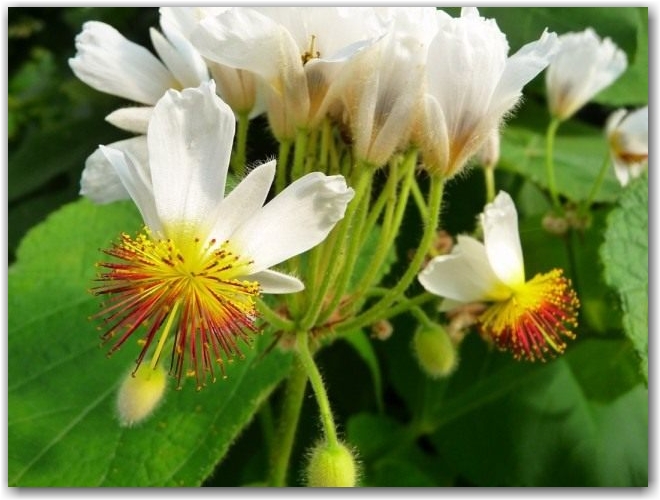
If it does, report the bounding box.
[116,363,168,427]
[306,441,359,487]
[412,325,458,378]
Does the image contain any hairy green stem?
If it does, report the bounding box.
[231,112,250,177]
[267,361,308,487]
[545,117,562,211]
[296,331,339,446]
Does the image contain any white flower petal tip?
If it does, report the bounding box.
[481,191,525,288]
[312,175,356,226]
[247,269,305,294]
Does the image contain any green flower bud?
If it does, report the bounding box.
[412,325,458,378]
[116,363,167,427]
[306,441,358,487]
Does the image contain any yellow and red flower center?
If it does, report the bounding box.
[478,268,579,361]
[92,228,260,389]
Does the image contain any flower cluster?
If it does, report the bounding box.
[71,7,598,393]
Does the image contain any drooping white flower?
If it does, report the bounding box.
[159,6,265,117]
[418,191,579,361]
[69,20,209,134]
[605,105,648,186]
[93,81,355,388]
[414,7,558,178]
[190,6,388,139]
[546,28,627,121]
[332,7,442,167]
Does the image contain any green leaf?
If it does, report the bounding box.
[8,199,293,486]
[341,330,385,412]
[600,176,648,382]
[429,338,647,486]
[499,100,621,203]
[347,413,450,487]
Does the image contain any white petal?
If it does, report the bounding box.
[192,9,300,83]
[493,29,558,115]
[480,191,525,288]
[150,27,209,89]
[69,21,176,105]
[100,145,161,233]
[211,160,276,242]
[231,173,355,272]
[148,81,234,238]
[105,107,153,134]
[80,137,148,204]
[612,158,631,187]
[418,235,510,303]
[246,269,304,294]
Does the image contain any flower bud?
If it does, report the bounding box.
[412,325,458,378]
[306,441,358,487]
[116,363,167,427]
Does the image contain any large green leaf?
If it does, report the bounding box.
[8,199,293,486]
[600,176,648,382]
[429,338,647,486]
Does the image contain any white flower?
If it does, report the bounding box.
[94,81,354,387]
[546,28,627,121]
[605,106,648,186]
[415,8,558,177]
[159,7,265,117]
[79,137,148,204]
[333,8,441,167]
[69,20,209,134]
[190,6,387,139]
[418,191,578,361]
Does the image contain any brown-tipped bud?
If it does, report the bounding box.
[306,441,358,487]
[371,319,393,341]
[116,363,167,427]
[412,325,458,378]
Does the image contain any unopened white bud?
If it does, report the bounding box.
[117,363,167,427]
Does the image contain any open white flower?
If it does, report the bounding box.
[93,81,354,388]
[191,6,387,139]
[546,28,627,121]
[418,191,578,361]
[605,105,648,186]
[415,7,558,178]
[69,20,209,134]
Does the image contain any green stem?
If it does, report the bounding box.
[484,166,496,204]
[296,331,339,446]
[299,168,373,331]
[291,127,309,181]
[410,174,429,221]
[336,292,436,335]
[545,117,562,211]
[336,175,444,333]
[350,153,416,304]
[276,140,292,194]
[582,150,612,212]
[268,361,308,487]
[231,112,250,177]
[257,298,295,332]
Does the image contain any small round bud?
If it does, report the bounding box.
[117,363,167,427]
[306,441,358,487]
[412,325,458,378]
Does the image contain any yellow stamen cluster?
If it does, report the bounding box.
[92,228,260,389]
[478,268,579,361]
